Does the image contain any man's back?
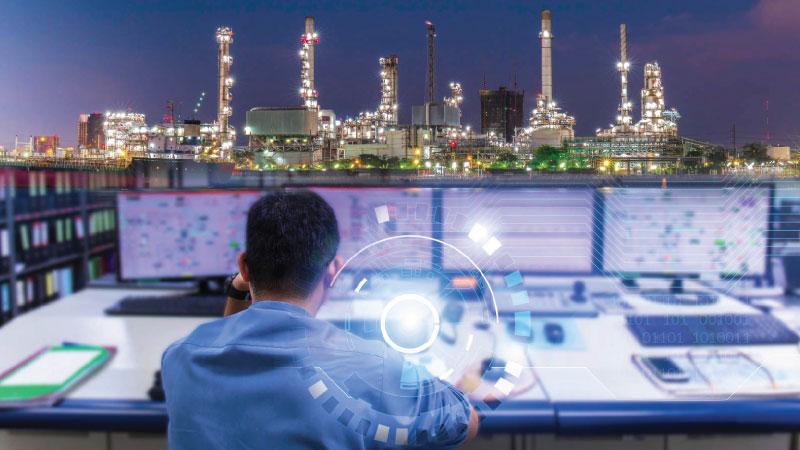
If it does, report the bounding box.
[162,300,472,449]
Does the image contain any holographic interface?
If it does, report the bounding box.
[441,188,595,273]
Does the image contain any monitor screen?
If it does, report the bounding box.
[602,186,770,277]
[309,187,434,271]
[440,188,595,273]
[118,190,262,280]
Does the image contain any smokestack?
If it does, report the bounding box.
[215,27,233,148]
[539,10,553,101]
[616,23,632,129]
[426,20,436,104]
[619,24,628,108]
[620,24,627,65]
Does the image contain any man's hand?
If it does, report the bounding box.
[224,273,251,316]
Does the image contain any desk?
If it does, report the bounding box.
[1,285,800,449]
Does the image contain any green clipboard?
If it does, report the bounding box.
[0,344,115,408]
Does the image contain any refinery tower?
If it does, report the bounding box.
[519,10,575,147]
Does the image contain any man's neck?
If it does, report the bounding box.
[251,296,318,316]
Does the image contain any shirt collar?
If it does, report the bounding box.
[249,300,310,317]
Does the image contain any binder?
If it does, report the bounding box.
[0,229,8,273]
[1,283,10,319]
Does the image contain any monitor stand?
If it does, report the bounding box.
[669,278,684,294]
[640,278,717,306]
[196,278,226,296]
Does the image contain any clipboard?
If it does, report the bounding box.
[0,344,115,408]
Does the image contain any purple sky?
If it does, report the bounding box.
[0,0,798,149]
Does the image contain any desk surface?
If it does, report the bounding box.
[2,282,800,434]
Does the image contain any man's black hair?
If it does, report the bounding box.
[245,190,339,298]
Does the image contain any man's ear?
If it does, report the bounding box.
[325,256,345,287]
[238,252,250,282]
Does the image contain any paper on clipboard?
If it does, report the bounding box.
[0,345,115,408]
[0,349,102,386]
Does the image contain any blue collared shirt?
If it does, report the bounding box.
[162,300,472,449]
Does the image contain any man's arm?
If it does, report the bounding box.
[223,273,251,316]
[466,405,480,443]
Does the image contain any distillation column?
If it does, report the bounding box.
[215,27,234,150]
[379,55,399,125]
[300,16,319,109]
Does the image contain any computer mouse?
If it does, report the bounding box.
[544,322,565,344]
[481,358,506,381]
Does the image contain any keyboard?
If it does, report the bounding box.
[499,288,598,317]
[105,294,226,317]
[627,314,800,347]
[639,290,718,306]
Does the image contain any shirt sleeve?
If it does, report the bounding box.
[381,348,473,448]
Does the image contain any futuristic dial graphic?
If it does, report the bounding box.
[296,188,538,446]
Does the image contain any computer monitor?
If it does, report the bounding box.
[117,190,263,280]
[602,186,771,277]
[440,188,596,274]
[309,187,434,271]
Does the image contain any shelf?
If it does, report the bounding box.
[90,242,116,255]
[15,205,82,222]
[15,253,83,278]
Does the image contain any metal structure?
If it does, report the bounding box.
[540,10,553,102]
[300,16,319,110]
[444,82,463,109]
[341,56,401,143]
[598,24,634,137]
[635,62,678,137]
[425,20,436,104]
[616,24,633,133]
[517,10,575,147]
[103,112,148,158]
[215,27,235,151]
[379,55,399,125]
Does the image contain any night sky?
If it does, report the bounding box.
[1,0,798,150]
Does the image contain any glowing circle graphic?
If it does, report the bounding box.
[380,293,441,354]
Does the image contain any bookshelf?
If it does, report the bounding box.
[0,168,123,326]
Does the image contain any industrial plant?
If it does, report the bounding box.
[4,9,782,174]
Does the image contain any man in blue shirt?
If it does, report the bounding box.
[162,190,479,449]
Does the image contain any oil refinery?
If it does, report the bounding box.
[2,9,773,174]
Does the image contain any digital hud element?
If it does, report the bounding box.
[300,187,537,446]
